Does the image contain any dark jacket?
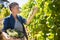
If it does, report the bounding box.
[2,14,28,40]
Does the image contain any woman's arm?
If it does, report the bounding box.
[2,18,10,40]
[26,7,38,25]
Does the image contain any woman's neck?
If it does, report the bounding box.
[12,13,18,21]
[12,13,17,18]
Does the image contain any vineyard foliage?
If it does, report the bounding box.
[0,0,60,40]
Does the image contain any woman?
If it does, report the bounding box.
[2,2,38,40]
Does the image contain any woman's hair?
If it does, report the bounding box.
[9,2,19,11]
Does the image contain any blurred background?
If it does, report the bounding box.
[0,0,60,40]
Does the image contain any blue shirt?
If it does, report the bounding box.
[2,14,28,39]
[2,14,26,31]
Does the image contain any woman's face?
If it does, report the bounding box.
[11,5,21,14]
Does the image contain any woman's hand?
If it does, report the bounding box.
[6,35,10,40]
[33,6,39,13]
[2,32,10,40]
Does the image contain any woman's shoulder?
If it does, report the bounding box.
[4,16,10,21]
[17,15,23,19]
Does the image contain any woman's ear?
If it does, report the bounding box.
[11,8,14,12]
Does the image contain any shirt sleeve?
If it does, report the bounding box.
[21,16,27,24]
[2,18,9,32]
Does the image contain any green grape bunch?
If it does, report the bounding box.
[6,29,24,38]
